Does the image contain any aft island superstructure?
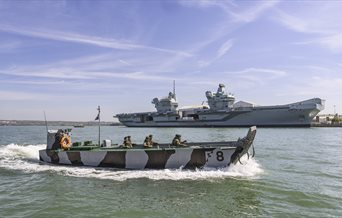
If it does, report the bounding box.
[115,84,325,127]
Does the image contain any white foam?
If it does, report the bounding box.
[0,144,264,181]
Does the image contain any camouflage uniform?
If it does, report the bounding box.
[143,137,152,148]
[172,134,187,147]
[149,135,158,146]
[123,136,133,148]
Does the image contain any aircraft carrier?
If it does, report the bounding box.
[115,83,325,127]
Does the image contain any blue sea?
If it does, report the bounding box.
[0,126,341,217]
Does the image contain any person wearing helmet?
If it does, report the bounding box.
[171,134,187,147]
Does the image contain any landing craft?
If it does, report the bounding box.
[39,126,257,169]
[115,83,325,127]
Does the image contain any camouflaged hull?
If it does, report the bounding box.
[39,126,256,169]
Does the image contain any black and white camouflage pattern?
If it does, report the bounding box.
[39,126,256,169]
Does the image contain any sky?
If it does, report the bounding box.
[0,0,342,121]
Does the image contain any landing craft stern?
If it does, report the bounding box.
[230,126,257,165]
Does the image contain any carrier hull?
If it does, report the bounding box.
[115,83,325,128]
[117,99,324,127]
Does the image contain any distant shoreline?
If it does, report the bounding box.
[1,120,341,127]
[0,120,122,126]
[311,123,342,128]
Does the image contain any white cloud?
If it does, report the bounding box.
[0,91,50,101]
[0,40,22,52]
[178,0,234,10]
[275,4,342,53]
[89,71,173,81]
[310,76,342,93]
[228,67,287,77]
[0,50,177,81]
[229,1,279,23]
[0,79,66,86]
[312,34,342,53]
[179,0,279,23]
[0,24,137,49]
[197,60,211,68]
[195,38,234,68]
[0,24,192,57]
[1,68,172,81]
[275,3,342,35]
[216,38,233,59]
[119,59,130,66]
[225,67,287,85]
[276,10,323,34]
[292,34,342,54]
[175,1,278,67]
[1,68,92,79]
[277,76,342,100]
[188,81,221,86]
[0,48,188,82]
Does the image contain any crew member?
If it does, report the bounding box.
[127,136,136,147]
[143,136,152,148]
[149,135,158,146]
[123,136,133,148]
[172,134,187,147]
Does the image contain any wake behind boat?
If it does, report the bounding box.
[115,83,325,127]
[39,126,257,169]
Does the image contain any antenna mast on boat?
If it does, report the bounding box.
[44,111,48,133]
[95,106,101,146]
[173,80,176,100]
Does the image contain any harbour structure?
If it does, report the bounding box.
[314,114,342,124]
[115,83,325,127]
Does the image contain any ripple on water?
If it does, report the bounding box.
[1,126,342,217]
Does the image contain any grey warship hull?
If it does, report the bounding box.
[117,99,324,127]
[115,84,325,127]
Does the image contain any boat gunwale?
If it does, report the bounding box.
[40,141,240,153]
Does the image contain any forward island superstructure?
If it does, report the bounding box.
[115,84,325,127]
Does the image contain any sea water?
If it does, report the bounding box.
[0,126,341,217]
